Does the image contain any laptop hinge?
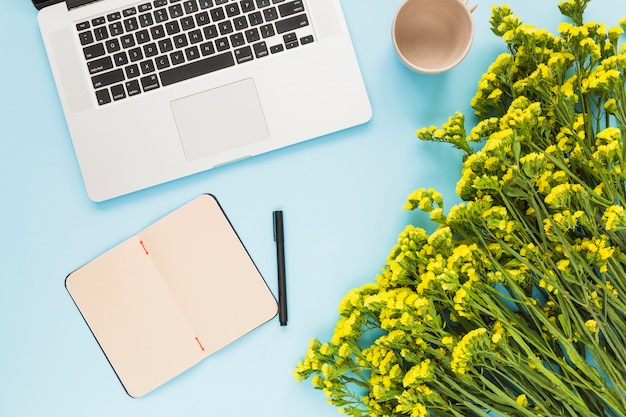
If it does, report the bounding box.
[66,0,99,10]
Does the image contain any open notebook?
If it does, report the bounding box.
[65,194,278,397]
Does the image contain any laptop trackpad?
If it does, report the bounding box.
[171,78,269,161]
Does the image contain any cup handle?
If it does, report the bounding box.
[460,0,478,13]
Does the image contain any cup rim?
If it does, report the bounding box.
[391,0,475,74]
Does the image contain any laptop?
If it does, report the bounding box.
[34,0,372,202]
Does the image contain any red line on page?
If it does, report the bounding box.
[195,337,205,351]
[139,240,149,255]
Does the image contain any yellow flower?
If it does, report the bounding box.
[516,394,529,407]
[411,403,428,417]
[604,98,617,112]
[584,320,599,336]
[442,336,455,346]
[450,328,487,375]
[402,359,432,387]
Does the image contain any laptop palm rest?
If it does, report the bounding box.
[171,78,269,161]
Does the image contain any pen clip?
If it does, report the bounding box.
[273,210,283,242]
[273,211,278,241]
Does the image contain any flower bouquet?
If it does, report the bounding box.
[294,1,626,416]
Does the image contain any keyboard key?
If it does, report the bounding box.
[107,12,122,21]
[233,16,248,31]
[111,84,126,100]
[154,8,169,22]
[199,41,215,55]
[195,11,210,26]
[189,29,203,44]
[141,74,160,91]
[88,56,114,74]
[83,43,106,60]
[210,7,226,21]
[248,11,263,26]
[263,6,278,21]
[79,31,94,46]
[139,13,154,27]
[173,34,189,48]
[144,43,159,57]
[185,46,200,60]
[136,29,151,44]
[218,20,233,35]
[138,3,152,12]
[150,24,167,39]
[105,38,121,53]
[121,34,136,48]
[245,28,260,43]
[215,37,229,51]
[183,0,198,13]
[278,0,303,17]
[169,4,184,18]
[230,32,245,47]
[92,16,106,26]
[126,64,141,78]
[124,17,139,31]
[300,34,314,45]
[270,44,284,53]
[253,41,269,58]
[155,55,171,69]
[259,23,275,38]
[108,25,124,39]
[154,0,168,6]
[123,7,138,16]
[225,3,240,17]
[275,13,308,33]
[92,68,125,89]
[256,0,271,7]
[160,51,235,86]
[240,0,255,12]
[198,0,213,9]
[126,79,142,95]
[181,16,196,30]
[76,21,90,31]
[165,20,181,35]
[234,45,253,63]
[283,32,296,43]
[94,26,109,41]
[95,89,111,105]
[113,52,129,66]
[140,59,156,74]
[284,32,299,49]
[129,47,144,61]
[158,38,174,53]
[203,24,218,39]
[170,50,186,65]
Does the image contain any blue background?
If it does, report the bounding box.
[1,0,624,415]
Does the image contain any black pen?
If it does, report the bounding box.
[273,210,288,326]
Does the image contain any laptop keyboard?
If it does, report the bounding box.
[76,0,314,106]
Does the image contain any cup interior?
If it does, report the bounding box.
[392,0,474,73]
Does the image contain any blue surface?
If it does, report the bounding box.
[1,0,624,415]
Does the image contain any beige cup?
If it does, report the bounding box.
[392,0,477,74]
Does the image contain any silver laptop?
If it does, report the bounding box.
[35,0,372,201]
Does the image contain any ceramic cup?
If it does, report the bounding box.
[392,0,477,74]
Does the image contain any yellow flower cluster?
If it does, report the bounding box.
[295,2,626,417]
[449,328,488,375]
